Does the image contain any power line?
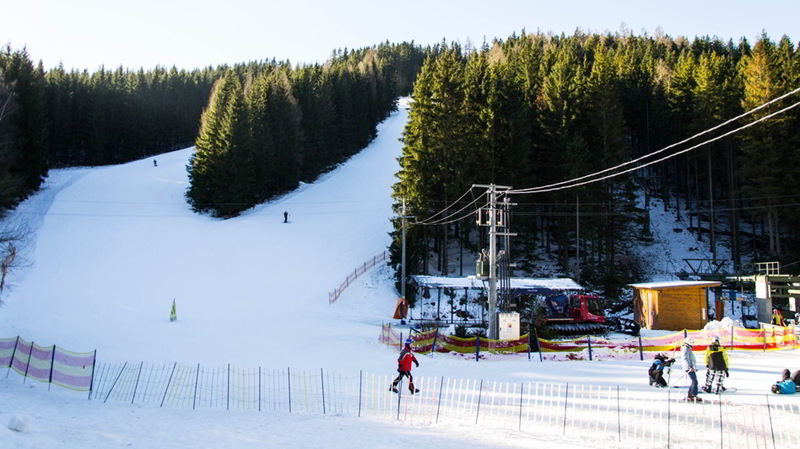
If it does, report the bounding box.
[413,192,487,226]
[412,187,477,225]
[509,87,800,195]
[508,100,800,195]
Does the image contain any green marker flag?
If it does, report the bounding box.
[170,299,177,322]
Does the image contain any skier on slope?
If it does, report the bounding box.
[681,336,702,402]
[702,336,729,394]
[391,338,419,395]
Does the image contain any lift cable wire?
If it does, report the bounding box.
[411,187,477,225]
[508,87,800,195]
[412,193,489,227]
[508,99,800,195]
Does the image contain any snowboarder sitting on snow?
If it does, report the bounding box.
[703,336,729,394]
[648,353,675,388]
[681,336,702,402]
[391,338,419,395]
[772,369,797,394]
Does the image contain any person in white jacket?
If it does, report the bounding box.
[681,336,702,401]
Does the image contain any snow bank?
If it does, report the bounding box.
[703,317,743,330]
[8,414,31,432]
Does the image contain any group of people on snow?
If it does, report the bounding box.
[648,334,799,400]
[392,332,797,400]
[649,336,730,402]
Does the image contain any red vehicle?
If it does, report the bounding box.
[543,294,640,336]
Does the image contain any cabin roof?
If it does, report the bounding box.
[628,280,722,289]
[411,275,583,292]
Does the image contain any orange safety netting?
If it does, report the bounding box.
[379,323,799,359]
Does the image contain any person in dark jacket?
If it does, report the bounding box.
[703,337,729,393]
[391,338,420,394]
[648,353,675,388]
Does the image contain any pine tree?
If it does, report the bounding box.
[738,33,789,257]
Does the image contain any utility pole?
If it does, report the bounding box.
[474,184,512,340]
[576,194,580,282]
[400,198,415,301]
[401,198,408,300]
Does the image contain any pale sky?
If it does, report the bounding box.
[5,0,799,71]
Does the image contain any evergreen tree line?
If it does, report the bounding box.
[0,45,223,215]
[186,42,427,217]
[392,31,800,299]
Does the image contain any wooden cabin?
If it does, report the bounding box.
[630,281,722,331]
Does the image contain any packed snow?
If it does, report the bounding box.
[1,98,799,449]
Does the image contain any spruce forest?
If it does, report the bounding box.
[1,30,798,298]
[390,31,799,299]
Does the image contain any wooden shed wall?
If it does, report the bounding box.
[634,286,708,331]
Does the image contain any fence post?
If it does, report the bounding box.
[288,367,292,413]
[227,363,231,411]
[638,334,644,360]
[131,361,143,404]
[192,363,200,410]
[588,336,593,361]
[563,382,569,435]
[616,385,621,442]
[475,336,480,362]
[730,326,734,350]
[766,394,776,449]
[48,345,56,391]
[23,341,33,383]
[258,366,262,412]
[667,389,671,449]
[396,377,403,420]
[534,327,543,362]
[104,362,128,403]
[161,362,177,407]
[518,381,524,431]
[527,332,531,360]
[436,376,444,424]
[88,350,97,400]
[321,368,326,415]
[6,336,19,377]
[358,370,362,417]
[475,379,483,424]
[719,395,723,449]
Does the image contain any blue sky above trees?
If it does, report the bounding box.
[6,0,799,71]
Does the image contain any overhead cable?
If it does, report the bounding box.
[508,100,800,195]
[509,87,800,195]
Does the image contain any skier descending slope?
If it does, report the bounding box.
[391,338,420,394]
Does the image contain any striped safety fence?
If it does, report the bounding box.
[2,336,96,394]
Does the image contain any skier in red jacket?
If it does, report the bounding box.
[391,338,420,394]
